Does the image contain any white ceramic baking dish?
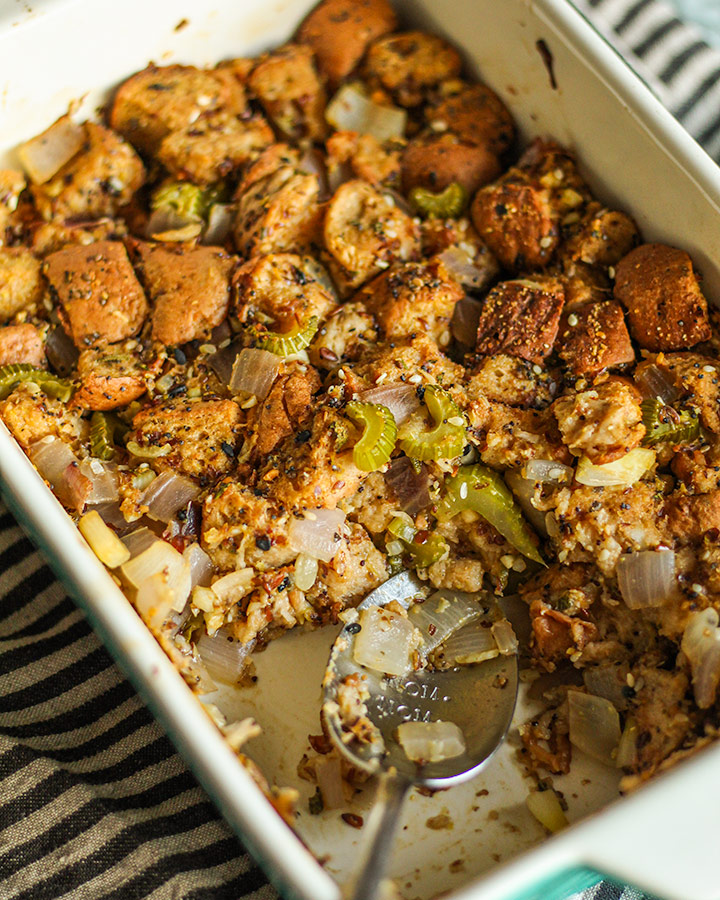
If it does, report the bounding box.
[1,1,719,898]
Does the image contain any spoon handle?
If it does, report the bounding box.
[343,770,411,900]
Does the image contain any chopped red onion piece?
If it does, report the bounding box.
[616,549,675,609]
[634,362,679,404]
[183,543,213,588]
[45,326,79,377]
[440,247,487,291]
[202,203,235,245]
[385,457,430,516]
[288,508,346,563]
[450,296,483,347]
[229,348,281,399]
[29,437,79,505]
[142,471,200,523]
[207,340,243,385]
[359,382,420,425]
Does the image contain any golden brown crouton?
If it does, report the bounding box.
[202,481,294,573]
[297,0,397,86]
[31,218,126,257]
[236,143,303,194]
[44,241,148,349]
[0,324,45,368]
[665,491,720,542]
[158,113,274,184]
[0,381,87,450]
[132,241,235,347]
[325,131,402,188]
[0,248,44,322]
[308,301,377,368]
[552,482,667,577]
[662,352,720,433]
[245,367,322,459]
[249,44,327,142]
[233,166,323,259]
[110,64,241,155]
[614,244,711,351]
[356,258,462,341]
[557,301,635,376]
[309,522,389,608]
[561,261,612,311]
[32,122,145,222]
[71,346,148,410]
[0,170,26,243]
[471,180,558,272]
[130,398,241,481]
[323,179,420,296]
[553,379,644,464]
[364,32,462,107]
[260,407,365,510]
[467,354,557,409]
[233,253,336,332]
[475,277,565,365]
[401,131,501,197]
[426,84,515,158]
[474,402,571,470]
[346,332,464,394]
[560,206,638,268]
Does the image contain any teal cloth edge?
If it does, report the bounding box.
[505,866,602,900]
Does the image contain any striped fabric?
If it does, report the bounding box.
[1,2,719,898]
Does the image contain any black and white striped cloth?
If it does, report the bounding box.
[1,1,718,897]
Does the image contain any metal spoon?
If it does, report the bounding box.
[322,570,519,900]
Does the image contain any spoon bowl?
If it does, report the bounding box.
[322,570,519,899]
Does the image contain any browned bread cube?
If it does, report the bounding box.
[475,277,565,365]
[614,243,711,351]
[557,300,635,376]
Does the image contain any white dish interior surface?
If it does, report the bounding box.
[2,1,720,899]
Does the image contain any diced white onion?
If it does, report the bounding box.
[615,715,638,769]
[202,203,235,245]
[491,619,518,656]
[122,527,159,559]
[353,607,417,676]
[504,469,549,536]
[196,628,255,684]
[80,458,120,505]
[396,720,466,763]
[29,437,79,504]
[78,510,130,568]
[359,383,420,426]
[523,459,573,484]
[288,508,346,563]
[575,448,655,487]
[121,541,191,619]
[616,549,675,609]
[440,249,488,292]
[294,553,319,591]
[681,608,720,709]
[326,83,407,142]
[408,590,482,655]
[141,470,200,522]
[145,206,202,240]
[450,296,483,346]
[135,571,183,628]
[526,789,568,833]
[183,543,213,588]
[210,568,255,606]
[229,348,281,399]
[315,755,345,809]
[582,665,629,712]
[437,620,499,665]
[18,116,85,184]
[567,690,621,766]
[222,717,261,751]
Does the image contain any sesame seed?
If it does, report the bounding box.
[408,373,423,384]
[626,673,635,687]
[532,364,542,375]
[567,313,578,327]
[304,511,317,521]
[608,266,616,279]
[459,482,468,500]
[447,416,465,426]
[376,259,390,269]
[501,554,515,568]
[540,236,553,249]
[703,365,716,373]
